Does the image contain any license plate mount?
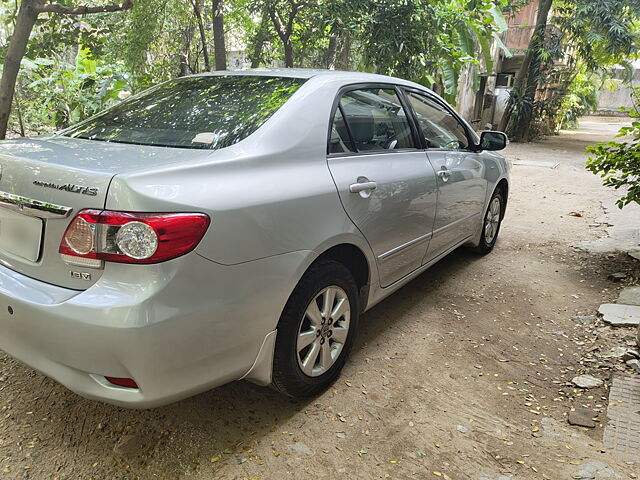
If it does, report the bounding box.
[0,208,43,262]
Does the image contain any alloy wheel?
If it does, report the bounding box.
[296,286,351,377]
[484,197,501,245]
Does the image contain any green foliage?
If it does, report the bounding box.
[506,0,640,141]
[4,0,635,140]
[118,0,166,89]
[555,73,599,129]
[333,0,511,103]
[234,0,511,102]
[555,0,640,69]
[20,47,130,131]
[586,88,640,207]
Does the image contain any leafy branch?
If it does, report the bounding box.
[586,88,640,207]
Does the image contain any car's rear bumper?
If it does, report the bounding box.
[0,251,309,408]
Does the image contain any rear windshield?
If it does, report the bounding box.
[62,75,306,149]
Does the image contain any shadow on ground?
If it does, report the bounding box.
[0,248,477,477]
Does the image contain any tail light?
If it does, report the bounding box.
[60,210,210,268]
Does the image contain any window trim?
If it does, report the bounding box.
[326,82,423,157]
[401,87,479,153]
[336,103,357,153]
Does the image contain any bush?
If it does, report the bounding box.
[586,87,640,207]
[19,47,131,132]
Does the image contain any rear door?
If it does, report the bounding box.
[402,90,487,262]
[326,85,438,287]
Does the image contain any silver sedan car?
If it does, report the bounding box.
[0,69,509,407]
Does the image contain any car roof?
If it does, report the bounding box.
[193,68,428,90]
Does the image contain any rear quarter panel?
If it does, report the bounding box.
[106,76,378,271]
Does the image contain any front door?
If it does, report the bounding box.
[402,90,488,262]
[326,86,438,287]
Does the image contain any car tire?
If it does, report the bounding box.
[472,189,504,255]
[271,260,359,397]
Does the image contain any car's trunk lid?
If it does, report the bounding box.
[0,135,203,290]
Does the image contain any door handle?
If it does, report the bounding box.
[437,169,452,181]
[349,180,377,193]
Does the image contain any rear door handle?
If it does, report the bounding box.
[349,180,377,193]
[437,169,452,181]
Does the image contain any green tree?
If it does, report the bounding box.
[586,88,640,207]
[357,0,510,102]
[244,0,511,104]
[0,0,133,140]
[501,0,640,142]
[22,47,130,129]
[266,0,310,67]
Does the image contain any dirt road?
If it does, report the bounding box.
[1,118,638,480]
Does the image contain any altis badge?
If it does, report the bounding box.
[33,180,98,197]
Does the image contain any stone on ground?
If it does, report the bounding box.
[289,442,313,456]
[598,303,640,326]
[609,347,640,361]
[608,272,627,282]
[571,461,622,479]
[578,199,640,254]
[568,408,597,428]
[617,286,640,306]
[571,315,597,324]
[609,346,629,358]
[627,359,640,374]
[113,434,152,458]
[571,374,604,389]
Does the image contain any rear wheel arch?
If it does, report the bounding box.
[241,243,371,388]
[309,243,371,312]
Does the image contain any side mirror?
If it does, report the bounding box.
[478,131,508,151]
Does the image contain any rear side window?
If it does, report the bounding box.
[63,76,306,149]
[405,91,469,150]
[338,88,415,153]
[329,108,354,154]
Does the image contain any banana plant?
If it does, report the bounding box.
[438,0,511,103]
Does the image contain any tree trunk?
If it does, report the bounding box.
[14,85,26,137]
[191,0,210,71]
[498,0,553,136]
[336,31,351,70]
[268,4,298,68]
[250,9,270,68]
[179,22,195,77]
[0,0,41,140]
[212,0,226,70]
[283,40,293,67]
[510,0,553,141]
[326,33,338,69]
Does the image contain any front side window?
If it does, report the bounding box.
[63,76,306,149]
[405,91,469,150]
[338,88,415,152]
